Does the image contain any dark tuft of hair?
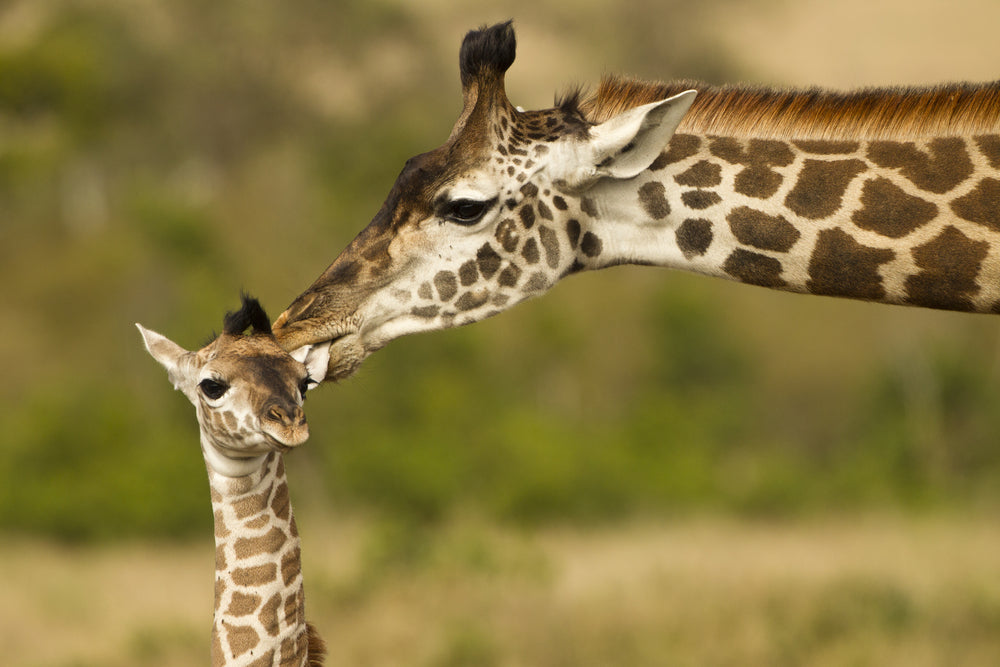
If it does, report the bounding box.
[222,293,272,336]
[459,20,516,88]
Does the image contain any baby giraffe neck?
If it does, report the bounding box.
[207,451,311,667]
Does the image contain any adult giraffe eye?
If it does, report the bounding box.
[441,197,496,225]
[298,377,314,398]
[199,378,229,400]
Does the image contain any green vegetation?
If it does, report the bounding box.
[3,0,1000,542]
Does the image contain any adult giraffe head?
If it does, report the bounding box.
[273,21,695,381]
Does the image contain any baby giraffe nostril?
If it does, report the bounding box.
[268,405,286,422]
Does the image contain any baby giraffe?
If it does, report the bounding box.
[138,295,326,667]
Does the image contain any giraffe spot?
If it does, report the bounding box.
[246,649,275,667]
[519,204,536,229]
[494,218,520,253]
[270,482,290,522]
[498,263,522,287]
[216,543,227,571]
[281,544,301,586]
[525,271,550,292]
[477,243,502,278]
[280,630,306,665]
[537,198,553,220]
[231,563,278,586]
[214,510,230,539]
[497,144,508,156]
[710,138,795,167]
[534,144,549,155]
[951,178,1000,232]
[215,576,226,611]
[433,271,458,302]
[807,228,895,300]
[724,249,786,288]
[507,166,515,176]
[975,135,1000,169]
[650,134,701,169]
[225,623,260,658]
[539,225,560,268]
[852,177,938,238]
[492,293,510,307]
[244,515,269,531]
[792,140,861,154]
[553,195,568,210]
[674,160,722,187]
[734,166,783,199]
[676,218,713,258]
[233,492,268,520]
[234,527,287,560]
[639,181,670,219]
[212,627,224,665]
[868,138,973,194]
[226,591,262,617]
[681,190,722,210]
[411,305,440,319]
[580,232,603,258]
[458,260,480,286]
[727,207,800,252]
[456,291,490,311]
[283,591,300,627]
[521,237,540,264]
[417,282,433,300]
[520,182,538,198]
[785,159,866,219]
[566,219,581,249]
[906,225,988,311]
[223,412,237,430]
[581,197,599,218]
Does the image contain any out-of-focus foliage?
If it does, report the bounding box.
[2,0,1000,541]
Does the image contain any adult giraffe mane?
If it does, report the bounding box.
[567,75,1000,140]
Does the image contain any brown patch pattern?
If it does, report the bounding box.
[975,135,1000,169]
[681,190,722,210]
[906,226,988,310]
[951,178,1000,232]
[851,177,938,238]
[674,160,722,187]
[723,249,786,287]
[807,228,895,300]
[676,218,713,258]
[867,138,973,194]
[650,134,701,170]
[785,159,866,219]
[638,181,670,219]
[727,207,800,252]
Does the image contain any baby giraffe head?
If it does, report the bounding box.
[138,295,318,477]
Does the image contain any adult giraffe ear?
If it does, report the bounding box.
[588,89,697,180]
[136,324,201,393]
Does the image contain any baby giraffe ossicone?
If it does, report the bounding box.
[138,295,327,667]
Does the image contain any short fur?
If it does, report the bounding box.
[223,293,272,337]
[570,75,1000,140]
[459,20,516,87]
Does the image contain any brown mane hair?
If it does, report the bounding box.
[570,75,1000,140]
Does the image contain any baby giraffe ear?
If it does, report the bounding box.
[136,324,200,393]
[588,89,697,180]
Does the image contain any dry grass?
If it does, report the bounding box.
[4,514,999,666]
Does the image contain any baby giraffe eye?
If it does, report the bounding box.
[441,197,497,225]
[199,378,229,400]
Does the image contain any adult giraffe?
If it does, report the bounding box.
[273,21,1000,383]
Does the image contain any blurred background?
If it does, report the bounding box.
[3,0,1000,664]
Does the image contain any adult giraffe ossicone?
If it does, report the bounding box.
[138,295,327,667]
[273,21,1000,382]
